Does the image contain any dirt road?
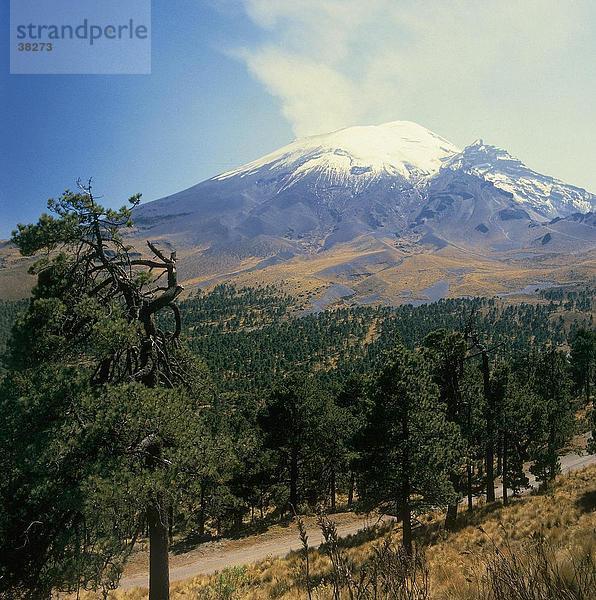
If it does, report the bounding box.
[120,448,595,590]
[119,511,384,589]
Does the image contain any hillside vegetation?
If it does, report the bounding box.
[164,284,594,393]
[104,465,596,599]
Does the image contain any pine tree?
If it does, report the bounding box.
[358,345,462,553]
[459,362,486,511]
[421,329,467,529]
[528,346,575,486]
[335,375,371,508]
[259,373,338,513]
[500,370,540,504]
[569,327,595,408]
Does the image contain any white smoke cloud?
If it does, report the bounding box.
[236,0,593,142]
[240,47,359,137]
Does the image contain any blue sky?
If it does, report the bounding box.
[2,0,596,237]
[0,1,293,236]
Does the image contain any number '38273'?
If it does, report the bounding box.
[17,43,53,51]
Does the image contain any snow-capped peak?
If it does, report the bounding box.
[214,120,460,190]
[443,141,596,218]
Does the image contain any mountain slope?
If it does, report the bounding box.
[133,121,459,252]
[135,122,595,252]
[411,141,596,253]
[441,140,595,218]
[3,121,594,303]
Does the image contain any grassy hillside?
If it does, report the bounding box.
[3,230,596,307]
[96,466,596,599]
[172,235,596,308]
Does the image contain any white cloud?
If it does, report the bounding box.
[244,0,374,62]
[241,46,360,137]
[238,0,386,135]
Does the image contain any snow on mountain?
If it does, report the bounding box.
[211,123,594,219]
[214,121,460,192]
[442,140,596,218]
[136,120,595,258]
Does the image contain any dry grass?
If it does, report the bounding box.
[211,237,596,307]
[0,242,37,299]
[3,231,595,304]
[421,467,596,599]
[81,465,595,600]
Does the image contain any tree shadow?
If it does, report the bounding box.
[225,515,295,540]
[171,531,215,554]
[576,489,596,514]
[416,500,508,547]
[171,515,296,555]
[334,519,395,550]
